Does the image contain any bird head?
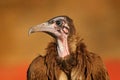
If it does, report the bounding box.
[29,16,76,40]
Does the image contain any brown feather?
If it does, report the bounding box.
[27,16,109,80]
[27,36,109,80]
[27,55,47,80]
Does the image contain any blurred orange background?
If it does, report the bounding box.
[0,0,120,80]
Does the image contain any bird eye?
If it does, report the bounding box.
[55,20,62,26]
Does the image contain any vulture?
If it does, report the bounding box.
[27,16,109,80]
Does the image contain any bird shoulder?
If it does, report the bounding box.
[27,55,48,80]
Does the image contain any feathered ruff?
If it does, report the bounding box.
[27,35,109,80]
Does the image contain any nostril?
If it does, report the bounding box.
[41,23,45,26]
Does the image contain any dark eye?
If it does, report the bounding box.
[56,20,62,26]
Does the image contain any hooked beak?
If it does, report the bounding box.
[29,22,61,37]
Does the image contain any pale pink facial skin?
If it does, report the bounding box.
[29,17,70,58]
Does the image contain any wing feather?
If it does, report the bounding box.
[27,55,48,80]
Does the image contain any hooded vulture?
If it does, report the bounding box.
[27,16,109,80]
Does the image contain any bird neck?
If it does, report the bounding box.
[57,37,70,58]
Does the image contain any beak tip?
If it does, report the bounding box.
[28,22,48,36]
[28,28,33,36]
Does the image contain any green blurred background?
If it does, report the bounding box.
[0,0,120,80]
